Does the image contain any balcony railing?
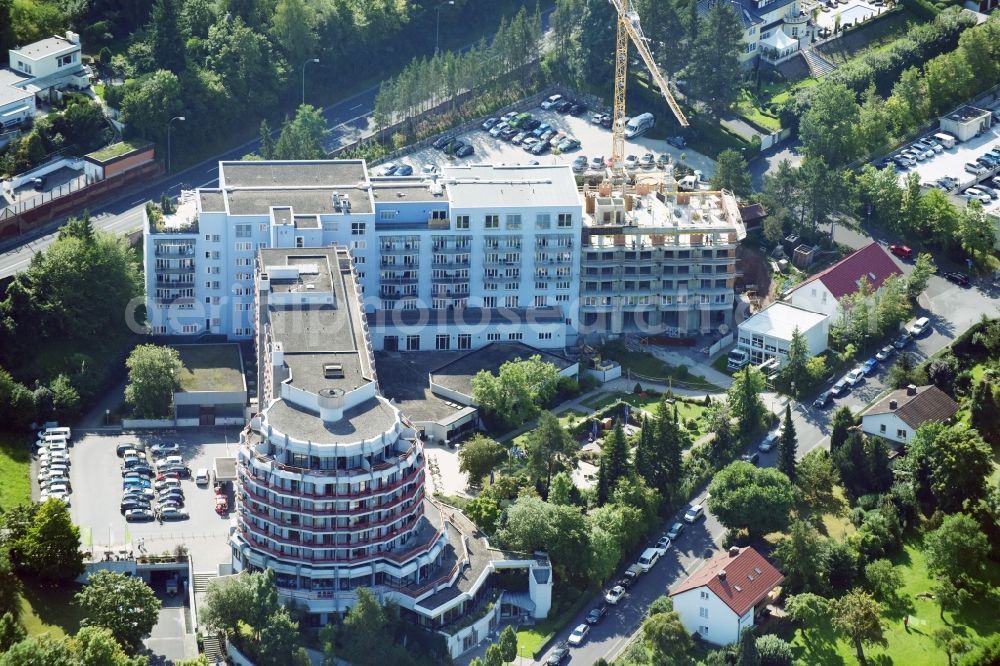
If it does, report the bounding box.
[239,462,422,499]
[239,524,443,566]
[240,499,423,536]
[154,245,194,256]
[241,484,424,519]
[431,259,470,268]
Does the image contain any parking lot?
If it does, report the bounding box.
[67,428,240,570]
[886,109,1000,213]
[378,101,716,180]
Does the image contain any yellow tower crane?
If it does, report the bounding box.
[608,0,689,177]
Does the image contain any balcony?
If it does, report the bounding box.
[240,499,422,536]
[380,275,419,285]
[241,484,424,520]
[431,259,470,268]
[154,296,196,306]
[154,264,195,273]
[431,244,472,253]
[155,278,195,287]
[432,274,470,284]
[238,458,422,498]
[154,245,194,257]
[380,259,419,268]
[433,290,469,299]
[428,217,451,229]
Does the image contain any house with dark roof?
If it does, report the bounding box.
[698,0,808,65]
[787,242,902,319]
[670,546,784,645]
[861,384,959,444]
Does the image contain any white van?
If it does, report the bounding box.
[156,455,184,468]
[36,434,67,448]
[195,468,210,485]
[727,348,750,372]
[933,132,956,149]
[624,112,655,139]
[637,548,660,572]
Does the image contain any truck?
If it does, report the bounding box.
[727,348,750,372]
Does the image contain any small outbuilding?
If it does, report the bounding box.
[171,344,247,426]
[735,302,829,368]
[938,105,992,143]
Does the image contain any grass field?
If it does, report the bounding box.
[0,433,31,510]
[597,344,722,392]
[517,588,593,658]
[817,7,919,65]
[18,581,86,639]
[787,542,1000,665]
[174,343,245,392]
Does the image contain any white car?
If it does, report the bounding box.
[624,155,639,170]
[844,368,865,386]
[150,443,180,456]
[195,468,211,485]
[654,536,671,554]
[684,504,704,524]
[154,478,181,491]
[964,188,991,205]
[541,94,563,110]
[605,585,626,604]
[757,429,779,452]
[909,316,930,336]
[568,624,589,646]
[420,164,437,176]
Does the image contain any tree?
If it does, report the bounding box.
[777,405,797,482]
[124,345,183,419]
[911,425,992,513]
[708,463,797,537]
[76,571,160,649]
[71,626,143,666]
[525,412,578,496]
[796,449,839,511]
[484,644,504,666]
[496,497,589,582]
[832,589,885,665]
[259,119,275,160]
[464,495,500,534]
[258,608,302,665]
[799,83,862,167]
[0,633,75,666]
[781,327,810,398]
[686,0,742,118]
[933,626,972,666]
[147,0,186,73]
[705,400,737,466]
[736,627,760,666]
[830,406,855,453]
[0,611,25,653]
[119,70,184,141]
[0,551,21,620]
[458,435,505,487]
[597,421,630,505]
[934,577,971,620]
[785,593,831,639]
[774,520,828,594]
[498,625,517,664]
[727,366,767,437]
[273,105,327,160]
[341,588,398,664]
[643,610,694,666]
[471,355,562,429]
[270,0,317,66]
[968,379,1000,443]
[754,635,792,666]
[887,351,919,390]
[856,163,902,229]
[924,513,989,588]
[548,471,576,506]
[864,559,902,602]
[13,498,83,583]
[711,149,752,196]
[959,199,994,260]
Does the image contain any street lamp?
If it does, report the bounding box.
[166,115,185,175]
[302,58,320,107]
[435,0,455,55]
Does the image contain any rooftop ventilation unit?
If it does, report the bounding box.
[324,363,345,379]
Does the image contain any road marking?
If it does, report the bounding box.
[350,104,362,110]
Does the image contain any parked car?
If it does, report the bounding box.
[378,163,398,176]
[549,131,567,147]
[555,100,573,113]
[122,489,155,501]
[124,469,154,480]
[977,184,997,198]
[741,451,761,466]
[395,164,413,176]
[667,136,686,148]
[758,429,779,452]
[666,522,684,541]
[116,442,140,456]
[420,164,438,176]
[586,604,609,625]
[639,153,655,168]
[944,271,970,287]
[624,155,639,170]
[889,244,912,260]
[546,644,570,665]
[455,144,474,157]
[590,155,606,170]
[813,390,833,409]
[605,585,626,604]
[569,102,587,116]
[568,624,589,646]
[875,345,895,361]
[656,153,670,168]
[909,316,931,336]
[531,141,550,155]
[844,368,865,386]
[893,331,912,349]
[150,443,180,456]
[558,138,580,151]
[964,188,992,205]
[572,156,588,172]
[521,136,539,150]
[125,508,155,522]
[431,135,454,150]
[499,127,518,141]
[488,122,508,137]
[684,504,704,523]
[540,94,563,109]
[965,162,987,176]
[591,112,609,125]
[158,507,190,521]
[654,535,672,553]
[123,478,151,490]
[481,117,499,130]
[862,358,878,375]
[120,499,151,514]
[830,379,849,396]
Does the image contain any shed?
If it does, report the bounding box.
[171,344,247,426]
[938,106,992,143]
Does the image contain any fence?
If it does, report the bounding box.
[3,172,95,214]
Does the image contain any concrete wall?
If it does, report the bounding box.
[174,390,247,407]
[585,362,622,383]
[441,598,502,659]
[672,587,742,646]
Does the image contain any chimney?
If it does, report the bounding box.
[718,570,727,581]
[906,384,917,396]
[889,399,898,410]
[729,546,740,557]
[65,30,80,44]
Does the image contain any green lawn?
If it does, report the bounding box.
[597,344,722,392]
[173,343,245,392]
[0,433,31,510]
[579,392,709,438]
[788,542,1000,665]
[85,139,151,162]
[817,7,919,65]
[517,588,594,658]
[18,581,86,639]
[736,89,783,132]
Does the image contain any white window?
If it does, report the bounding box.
[212,235,220,242]
[897,429,907,439]
[236,224,252,238]
[456,215,470,229]
[484,215,499,229]
[380,210,398,221]
[700,590,709,600]
[259,224,267,232]
[536,214,550,229]
[556,294,568,302]
[487,332,501,341]
[458,334,472,350]
[483,296,497,308]
[535,295,546,307]
[507,332,522,341]
[351,240,366,250]
[235,242,252,251]
[880,424,886,433]
[699,607,708,618]
[182,324,199,333]
[352,222,366,235]
[211,318,221,327]
[354,255,366,264]
[506,214,522,230]
[435,335,450,350]
[699,626,709,635]
[503,296,517,308]
[558,213,572,228]
[236,257,252,266]
[539,332,552,340]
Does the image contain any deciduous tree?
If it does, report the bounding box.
[924,513,989,588]
[799,83,861,167]
[273,105,327,160]
[959,199,994,260]
[774,520,828,594]
[708,463,796,537]
[471,355,561,429]
[643,610,694,666]
[458,435,506,487]
[525,412,578,496]
[907,252,936,300]
[77,571,160,649]
[711,149,752,196]
[13,498,83,583]
[831,589,885,666]
[125,345,183,419]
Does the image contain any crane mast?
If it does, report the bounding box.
[607,0,689,177]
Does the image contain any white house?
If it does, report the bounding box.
[2,31,90,127]
[861,384,959,445]
[787,242,902,319]
[736,301,829,367]
[671,546,784,646]
[699,0,809,65]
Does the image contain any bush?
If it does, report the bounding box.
[756,634,793,666]
[958,633,1000,666]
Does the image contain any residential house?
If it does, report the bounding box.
[698,0,809,65]
[2,31,90,128]
[735,301,829,367]
[861,384,959,445]
[787,242,902,319]
[671,546,784,646]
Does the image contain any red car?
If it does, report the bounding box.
[156,472,181,482]
[890,244,912,260]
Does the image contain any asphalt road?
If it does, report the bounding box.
[540,257,1000,666]
[0,9,555,280]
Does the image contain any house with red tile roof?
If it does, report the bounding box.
[787,242,902,319]
[670,546,784,645]
[861,384,959,444]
